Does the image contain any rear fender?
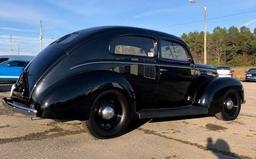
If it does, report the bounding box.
[32,71,136,118]
[195,78,244,108]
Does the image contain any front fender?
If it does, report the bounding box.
[196,77,244,108]
[32,71,135,116]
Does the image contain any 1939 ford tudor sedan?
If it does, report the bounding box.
[3,26,245,138]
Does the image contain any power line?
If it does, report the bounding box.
[209,10,256,21]
[160,9,256,29]
[0,37,56,42]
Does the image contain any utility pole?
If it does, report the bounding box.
[188,0,208,64]
[203,6,208,64]
[39,20,43,51]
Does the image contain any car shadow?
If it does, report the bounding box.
[124,114,211,137]
[47,114,211,138]
[125,119,151,134]
[150,114,211,123]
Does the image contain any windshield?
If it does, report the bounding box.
[248,69,256,73]
[0,58,9,63]
[217,66,230,70]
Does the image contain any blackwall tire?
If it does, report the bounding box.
[214,89,241,121]
[87,89,130,138]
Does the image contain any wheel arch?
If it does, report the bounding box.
[195,78,244,109]
[87,79,136,118]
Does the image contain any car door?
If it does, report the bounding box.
[157,39,195,108]
[109,35,158,110]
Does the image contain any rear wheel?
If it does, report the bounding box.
[213,89,241,121]
[87,89,130,138]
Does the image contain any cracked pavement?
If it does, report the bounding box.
[0,82,255,159]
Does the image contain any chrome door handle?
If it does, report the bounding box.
[160,68,168,71]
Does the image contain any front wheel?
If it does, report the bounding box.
[87,89,130,138]
[214,89,241,121]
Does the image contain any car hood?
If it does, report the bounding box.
[195,63,216,70]
[195,63,217,76]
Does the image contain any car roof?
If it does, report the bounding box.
[57,26,186,47]
[49,26,189,56]
[80,26,183,40]
[248,68,256,71]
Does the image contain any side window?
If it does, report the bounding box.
[8,61,28,67]
[17,61,29,67]
[110,36,157,57]
[8,61,18,67]
[161,40,189,61]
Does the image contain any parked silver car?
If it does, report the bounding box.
[216,66,234,78]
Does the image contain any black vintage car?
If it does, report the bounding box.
[3,26,245,138]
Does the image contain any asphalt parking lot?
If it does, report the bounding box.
[0,82,255,159]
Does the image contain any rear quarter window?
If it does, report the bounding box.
[109,36,157,57]
[53,32,79,45]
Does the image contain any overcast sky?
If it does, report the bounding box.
[1,0,256,55]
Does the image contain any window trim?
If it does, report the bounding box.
[160,38,193,63]
[109,34,158,58]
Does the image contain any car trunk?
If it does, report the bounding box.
[10,28,108,104]
[12,45,66,103]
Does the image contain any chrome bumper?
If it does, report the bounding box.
[2,97,38,116]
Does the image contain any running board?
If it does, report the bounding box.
[137,106,208,119]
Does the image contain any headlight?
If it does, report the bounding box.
[247,74,252,77]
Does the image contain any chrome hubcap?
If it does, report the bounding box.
[100,106,115,120]
[225,99,234,110]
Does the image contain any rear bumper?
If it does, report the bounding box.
[2,97,38,116]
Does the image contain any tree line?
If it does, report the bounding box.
[181,26,256,66]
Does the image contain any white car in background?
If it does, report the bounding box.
[216,66,234,78]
